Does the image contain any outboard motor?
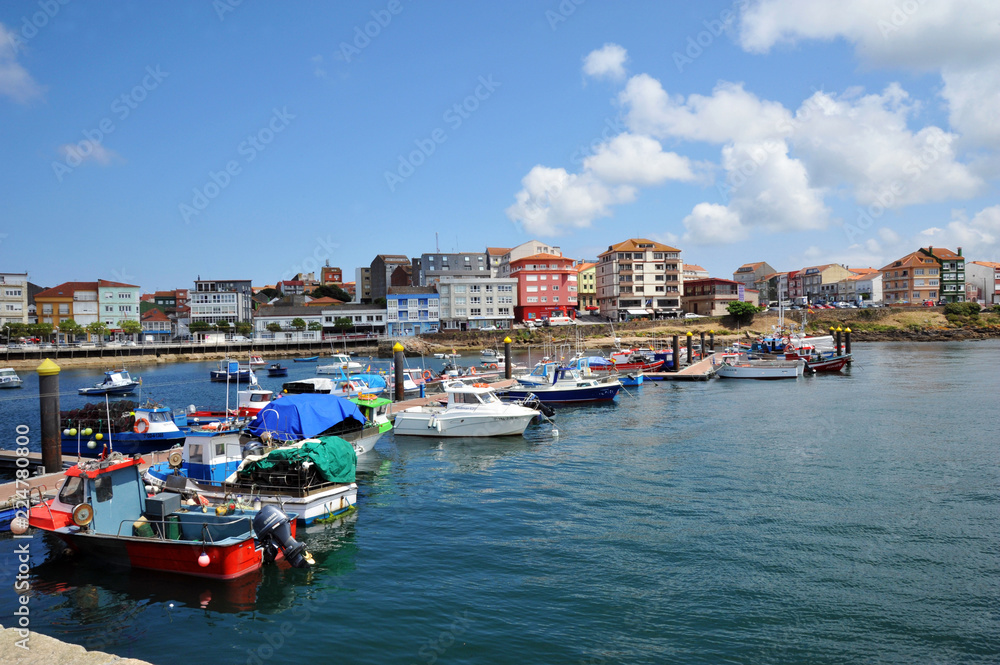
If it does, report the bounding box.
[242,439,266,459]
[253,505,312,568]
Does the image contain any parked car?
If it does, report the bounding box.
[922,300,935,307]
[684,313,707,319]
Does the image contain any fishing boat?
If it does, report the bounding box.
[78,369,141,396]
[0,367,23,388]
[246,392,389,455]
[265,363,288,377]
[246,355,265,367]
[184,385,274,424]
[602,349,666,372]
[293,356,318,362]
[29,453,311,579]
[783,346,851,373]
[393,380,540,437]
[507,359,621,403]
[316,353,364,374]
[281,371,386,399]
[713,353,805,379]
[480,348,500,362]
[60,401,187,457]
[433,351,461,359]
[210,360,255,382]
[145,427,360,525]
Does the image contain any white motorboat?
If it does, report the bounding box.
[713,353,804,379]
[317,354,365,374]
[0,368,22,388]
[282,374,385,398]
[393,380,539,437]
[78,369,141,395]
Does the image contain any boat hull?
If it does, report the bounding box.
[266,368,288,377]
[210,370,254,382]
[505,384,621,403]
[716,362,804,379]
[54,530,263,580]
[392,410,536,437]
[78,384,139,395]
[61,431,187,457]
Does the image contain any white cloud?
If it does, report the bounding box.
[582,43,628,81]
[916,205,1000,250]
[620,76,791,144]
[505,166,636,236]
[787,86,982,206]
[583,133,697,186]
[0,22,44,103]
[681,203,748,244]
[507,134,697,236]
[56,141,121,166]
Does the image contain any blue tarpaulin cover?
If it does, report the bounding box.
[246,394,366,441]
[351,373,388,388]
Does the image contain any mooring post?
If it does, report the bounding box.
[835,327,843,356]
[709,329,715,353]
[671,335,680,372]
[844,327,852,361]
[37,358,61,473]
[685,332,693,368]
[393,342,405,402]
[699,331,706,360]
[504,336,512,379]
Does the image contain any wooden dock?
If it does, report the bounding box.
[644,353,719,381]
[0,450,173,503]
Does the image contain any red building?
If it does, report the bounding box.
[510,253,578,323]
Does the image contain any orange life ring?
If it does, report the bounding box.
[342,384,349,392]
[469,367,476,374]
[422,370,433,380]
[489,363,498,369]
[133,418,150,434]
[358,393,376,401]
[203,422,220,430]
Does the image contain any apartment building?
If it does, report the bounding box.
[597,239,683,320]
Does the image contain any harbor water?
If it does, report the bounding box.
[1,341,998,664]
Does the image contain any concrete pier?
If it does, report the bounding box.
[0,624,153,665]
[644,353,719,381]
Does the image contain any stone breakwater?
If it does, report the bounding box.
[847,327,1000,342]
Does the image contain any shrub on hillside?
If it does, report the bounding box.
[944,302,981,317]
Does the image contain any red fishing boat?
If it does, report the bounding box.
[588,349,665,373]
[29,454,311,580]
[784,346,850,373]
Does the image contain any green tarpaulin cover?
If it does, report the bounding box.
[240,435,357,484]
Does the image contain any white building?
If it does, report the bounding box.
[322,303,387,336]
[253,301,325,341]
[0,273,29,326]
[597,239,683,320]
[966,261,1000,305]
[497,240,562,278]
[437,276,517,331]
[190,279,254,326]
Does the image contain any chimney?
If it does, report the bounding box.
[957,246,962,256]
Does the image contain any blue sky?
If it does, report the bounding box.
[2,0,999,291]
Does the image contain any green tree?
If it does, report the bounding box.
[235,321,253,337]
[266,322,283,334]
[3,322,27,342]
[308,284,352,302]
[307,321,322,332]
[58,319,83,342]
[86,321,109,344]
[257,287,280,301]
[189,321,211,334]
[333,316,353,332]
[290,318,307,332]
[31,322,54,342]
[120,319,142,340]
[214,320,231,333]
[726,301,762,325]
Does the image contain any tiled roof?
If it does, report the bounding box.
[602,238,681,254]
[35,281,98,299]
[98,279,139,288]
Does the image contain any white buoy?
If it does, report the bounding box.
[552,429,559,436]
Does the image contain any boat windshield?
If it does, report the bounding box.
[146,411,169,423]
[58,476,85,506]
